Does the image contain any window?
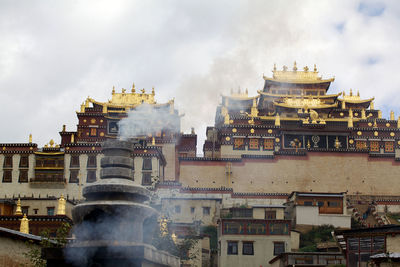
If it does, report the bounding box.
[3,156,12,168]
[175,205,181,213]
[242,242,254,255]
[317,201,324,207]
[328,201,339,207]
[87,155,97,167]
[385,142,394,152]
[142,158,152,170]
[19,156,29,168]
[304,201,313,206]
[234,138,245,150]
[90,128,97,137]
[370,141,379,152]
[190,207,195,214]
[264,139,274,150]
[70,155,80,167]
[265,210,276,219]
[33,209,38,215]
[2,170,12,183]
[142,172,152,185]
[249,139,259,150]
[203,207,210,215]
[19,170,28,183]
[87,170,96,183]
[274,242,285,255]
[356,140,367,149]
[47,207,55,216]
[69,170,79,183]
[231,208,252,218]
[227,241,238,255]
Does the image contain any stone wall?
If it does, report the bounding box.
[179,152,400,195]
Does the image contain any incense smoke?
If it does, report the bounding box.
[118,103,180,139]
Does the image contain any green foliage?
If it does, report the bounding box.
[351,217,364,229]
[152,225,199,262]
[24,222,72,267]
[299,225,336,252]
[201,225,218,251]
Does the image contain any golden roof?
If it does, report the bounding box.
[107,84,156,106]
[274,98,338,109]
[258,91,341,99]
[263,62,335,84]
[338,89,374,104]
[223,89,259,101]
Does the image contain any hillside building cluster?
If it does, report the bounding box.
[1,63,400,266]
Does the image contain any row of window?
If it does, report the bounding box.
[3,155,29,168]
[226,241,284,256]
[174,205,211,215]
[355,140,394,152]
[233,138,274,150]
[20,206,55,216]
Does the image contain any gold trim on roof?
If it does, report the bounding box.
[264,63,334,84]
[258,91,341,99]
[274,99,338,109]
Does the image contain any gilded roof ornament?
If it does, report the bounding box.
[314,64,317,72]
[304,66,309,72]
[391,111,395,120]
[112,86,115,95]
[293,61,297,71]
[15,198,22,215]
[29,134,32,144]
[267,63,333,83]
[273,63,277,71]
[131,83,135,93]
[57,195,66,215]
[20,214,29,234]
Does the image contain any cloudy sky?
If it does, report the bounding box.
[1,0,399,154]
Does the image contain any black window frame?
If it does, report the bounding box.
[242,242,254,255]
[227,241,238,255]
[274,242,285,256]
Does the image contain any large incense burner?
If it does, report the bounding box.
[53,139,179,267]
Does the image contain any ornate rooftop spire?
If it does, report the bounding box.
[293,61,297,71]
[15,198,22,215]
[57,195,66,215]
[19,214,29,234]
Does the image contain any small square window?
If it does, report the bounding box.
[274,242,285,255]
[3,156,13,168]
[22,206,29,215]
[142,172,152,185]
[87,155,97,168]
[203,207,210,215]
[304,201,313,206]
[33,209,38,215]
[328,201,339,207]
[47,207,55,216]
[2,170,12,183]
[175,205,181,213]
[227,241,238,255]
[242,242,254,255]
[19,170,28,183]
[190,207,195,214]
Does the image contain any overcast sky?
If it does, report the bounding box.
[1,0,400,155]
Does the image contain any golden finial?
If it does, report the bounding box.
[357,90,360,97]
[341,100,346,109]
[282,65,288,71]
[152,87,155,95]
[20,214,29,234]
[370,101,374,110]
[224,113,230,125]
[245,88,248,95]
[102,104,107,113]
[49,139,55,147]
[334,136,341,149]
[307,139,311,149]
[350,89,353,96]
[131,83,135,93]
[29,134,32,144]
[159,216,169,237]
[122,88,126,94]
[71,133,75,143]
[343,91,345,96]
[191,127,195,134]
[57,195,66,216]
[80,103,85,113]
[314,64,317,72]
[304,66,309,72]
[141,88,145,94]
[152,137,155,146]
[112,86,115,95]
[293,61,297,71]
[273,63,277,71]
[361,109,366,119]
[348,116,353,128]
[85,98,90,108]
[397,116,400,129]
[349,108,353,118]
[275,113,281,126]
[373,119,377,128]
[378,110,382,119]
[390,111,395,120]
[15,198,22,215]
